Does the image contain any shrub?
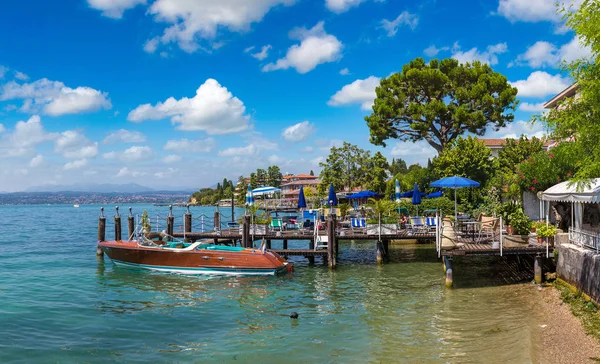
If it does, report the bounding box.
[537,224,558,238]
[508,208,532,235]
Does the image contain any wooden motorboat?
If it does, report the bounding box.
[98,239,293,276]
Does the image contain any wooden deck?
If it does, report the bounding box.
[167,229,437,241]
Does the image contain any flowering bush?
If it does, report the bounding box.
[515,143,580,193]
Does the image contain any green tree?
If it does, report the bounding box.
[497,136,544,173]
[541,0,600,183]
[249,172,258,190]
[237,176,248,205]
[433,136,496,184]
[403,164,429,192]
[365,151,389,193]
[365,57,518,153]
[267,165,283,187]
[255,169,267,186]
[389,158,408,175]
[319,142,371,191]
[309,170,315,176]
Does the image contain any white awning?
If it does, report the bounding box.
[252,186,281,196]
[541,178,600,203]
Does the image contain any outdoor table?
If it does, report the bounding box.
[461,221,481,242]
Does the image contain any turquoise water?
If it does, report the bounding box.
[0,204,544,363]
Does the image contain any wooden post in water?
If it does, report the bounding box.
[383,239,390,262]
[534,254,543,284]
[127,207,135,241]
[376,241,383,265]
[443,256,453,288]
[214,211,220,232]
[184,205,192,242]
[266,239,271,249]
[114,206,122,241]
[97,207,106,256]
[283,239,288,250]
[327,214,337,269]
[242,215,250,248]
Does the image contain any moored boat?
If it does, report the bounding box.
[98,239,293,276]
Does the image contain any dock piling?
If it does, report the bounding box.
[127,207,135,240]
[534,255,543,284]
[443,256,453,288]
[242,215,250,248]
[114,206,122,241]
[184,208,192,242]
[376,241,383,265]
[327,214,337,269]
[97,207,106,256]
[214,211,220,232]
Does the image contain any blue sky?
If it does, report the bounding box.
[0,0,590,192]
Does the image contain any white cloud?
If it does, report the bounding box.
[143,37,159,53]
[54,130,99,159]
[218,136,277,157]
[492,120,547,139]
[311,156,325,165]
[103,129,147,144]
[327,76,380,110]
[116,167,146,177]
[262,21,343,74]
[163,138,216,153]
[63,159,88,170]
[510,71,571,98]
[0,78,111,116]
[424,45,449,57]
[451,42,508,65]
[519,102,546,112]
[0,66,7,79]
[282,121,316,142]
[339,68,350,75]
[104,146,152,162]
[497,0,581,23]
[155,167,178,179]
[325,0,368,13]
[128,78,250,134]
[267,154,288,165]
[389,140,437,166]
[29,155,44,168]
[14,71,29,81]
[87,0,146,19]
[249,45,272,60]
[512,36,593,68]
[300,146,314,153]
[381,11,418,36]
[162,154,182,163]
[145,0,294,53]
[2,115,56,157]
[314,138,343,151]
[0,124,4,133]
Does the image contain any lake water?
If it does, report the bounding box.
[0,204,545,363]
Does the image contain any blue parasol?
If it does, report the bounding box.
[245,184,254,207]
[297,186,307,209]
[430,176,480,221]
[426,191,443,199]
[412,183,422,215]
[395,179,401,203]
[328,183,338,207]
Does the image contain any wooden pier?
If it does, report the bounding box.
[96,206,552,286]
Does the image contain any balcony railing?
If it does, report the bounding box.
[568,227,600,252]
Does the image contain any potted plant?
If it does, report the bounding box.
[531,221,545,233]
[504,208,532,246]
[536,224,558,245]
[141,210,151,234]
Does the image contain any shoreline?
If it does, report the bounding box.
[534,284,600,363]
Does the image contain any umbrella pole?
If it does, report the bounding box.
[454,189,457,223]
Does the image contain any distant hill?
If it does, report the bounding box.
[25,183,155,193]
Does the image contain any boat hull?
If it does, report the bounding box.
[98,241,291,276]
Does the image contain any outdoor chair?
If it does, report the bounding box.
[351,217,366,234]
[425,216,438,231]
[407,216,427,234]
[270,218,283,232]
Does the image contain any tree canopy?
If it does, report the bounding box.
[365,57,518,153]
[497,136,544,173]
[542,0,600,182]
[432,136,496,184]
[319,142,371,192]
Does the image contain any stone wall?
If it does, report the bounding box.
[557,242,600,302]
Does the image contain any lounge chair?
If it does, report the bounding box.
[351,217,366,234]
[270,218,283,232]
[425,216,438,231]
[407,216,426,234]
